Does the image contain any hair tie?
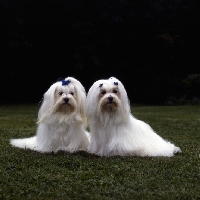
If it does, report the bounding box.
[62,79,71,85]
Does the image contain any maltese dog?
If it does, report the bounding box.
[10,77,90,153]
[86,77,181,157]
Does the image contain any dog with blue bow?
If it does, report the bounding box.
[10,77,90,153]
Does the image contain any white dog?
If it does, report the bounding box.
[86,77,181,157]
[10,77,90,153]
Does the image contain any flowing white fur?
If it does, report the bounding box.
[86,77,181,157]
[10,77,90,153]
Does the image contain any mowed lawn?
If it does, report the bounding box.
[0,104,199,199]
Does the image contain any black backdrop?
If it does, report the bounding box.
[1,0,200,104]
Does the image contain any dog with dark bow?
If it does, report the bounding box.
[10,77,90,153]
[86,77,181,157]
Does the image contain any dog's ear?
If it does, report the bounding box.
[113,78,131,119]
[86,80,103,121]
[37,82,59,123]
[77,88,87,125]
[67,77,87,125]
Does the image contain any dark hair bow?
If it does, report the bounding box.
[62,79,71,85]
[114,82,118,85]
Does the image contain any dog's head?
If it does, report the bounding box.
[86,77,130,124]
[38,77,87,124]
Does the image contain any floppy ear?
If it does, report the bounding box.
[76,86,87,125]
[38,82,59,123]
[86,80,104,121]
[118,81,130,115]
[109,78,131,119]
[68,77,87,125]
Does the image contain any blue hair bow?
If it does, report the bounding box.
[114,82,118,85]
[62,79,71,85]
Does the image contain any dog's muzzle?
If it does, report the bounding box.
[63,97,69,104]
[108,95,113,103]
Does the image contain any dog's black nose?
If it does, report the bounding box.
[108,96,113,102]
[63,97,69,103]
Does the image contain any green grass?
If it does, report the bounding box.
[0,104,199,199]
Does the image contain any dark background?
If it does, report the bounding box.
[1,0,200,105]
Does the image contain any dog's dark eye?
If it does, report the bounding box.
[113,90,117,94]
[101,91,106,95]
[59,92,63,96]
[70,92,74,96]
